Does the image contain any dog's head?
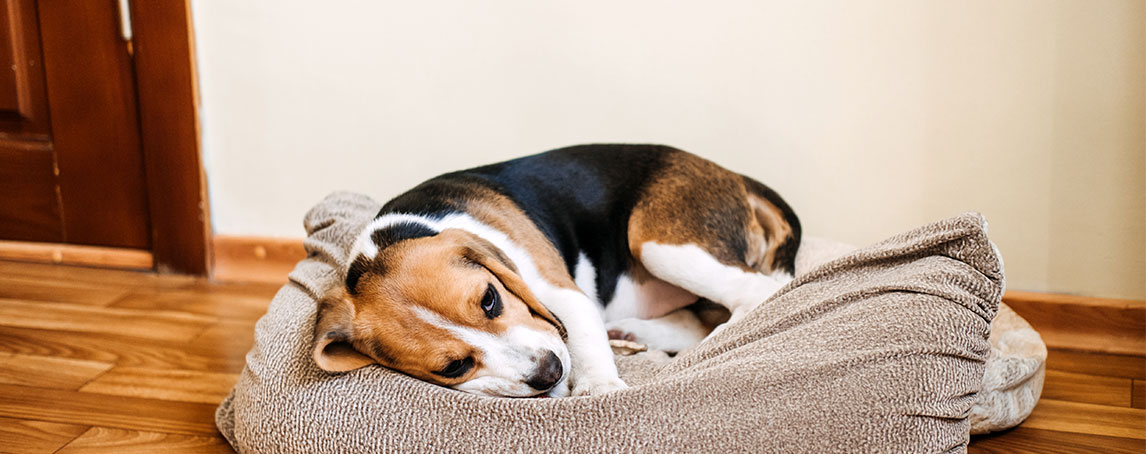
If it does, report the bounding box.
[312,227,569,397]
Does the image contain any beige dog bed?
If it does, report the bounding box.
[217,192,1039,453]
[795,237,1046,435]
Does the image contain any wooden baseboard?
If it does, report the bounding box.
[211,235,305,284]
[208,235,1145,355]
[0,240,153,270]
[1003,291,1145,356]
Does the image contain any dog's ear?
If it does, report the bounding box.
[444,228,567,339]
[312,287,375,372]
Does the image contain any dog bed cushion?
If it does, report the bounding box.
[217,192,1004,453]
[795,237,1046,435]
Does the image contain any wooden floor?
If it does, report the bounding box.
[0,261,1142,453]
[0,261,276,453]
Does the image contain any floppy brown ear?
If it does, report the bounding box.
[312,287,375,372]
[445,229,567,339]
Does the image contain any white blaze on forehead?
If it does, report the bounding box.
[412,306,508,363]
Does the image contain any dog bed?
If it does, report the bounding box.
[217,192,1023,453]
[795,237,1046,436]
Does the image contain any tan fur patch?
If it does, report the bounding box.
[628,150,793,273]
[628,152,754,269]
[746,194,793,272]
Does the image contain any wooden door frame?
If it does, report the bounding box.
[129,0,210,275]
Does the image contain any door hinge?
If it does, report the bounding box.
[116,0,133,47]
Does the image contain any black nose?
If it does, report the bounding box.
[526,351,563,391]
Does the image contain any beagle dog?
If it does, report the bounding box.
[312,144,801,398]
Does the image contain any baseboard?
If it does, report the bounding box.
[208,235,1145,355]
[1002,291,1145,356]
[0,240,153,270]
[211,235,306,284]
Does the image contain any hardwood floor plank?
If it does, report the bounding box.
[1134,380,1145,410]
[188,319,258,364]
[969,426,1145,454]
[1042,369,1134,407]
[0,352,113,390]
[0,384,219,435]
[1046,348,1146,380]
[0,416,89,454]
[0,275,130,306]
[109,287,273,321]
[1020,399,1146,440]
[0,298,215,342]
[56,426,235,454]
[0,327,119,364]
[80,367,239,404]
[0,327,248,373]
[183,280,283,298]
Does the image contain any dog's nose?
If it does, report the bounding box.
[525,351,562,391]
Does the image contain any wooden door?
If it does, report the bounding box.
[0,0,150,249]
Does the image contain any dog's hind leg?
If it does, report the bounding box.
[634,242,791,327]
[626,164,799,328]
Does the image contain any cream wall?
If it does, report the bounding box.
[190,1,1145,299]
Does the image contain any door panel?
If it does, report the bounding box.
[0,0,151,249]
[0,0,57,242]
[0,145,60,241]
[0,0,49,137]
[0,0,25,116]
[38,0,150,248]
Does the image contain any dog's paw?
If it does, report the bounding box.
[607,329,637,342]
[605,319,649,344]
[605,316,705,353]
[570,375,628,397]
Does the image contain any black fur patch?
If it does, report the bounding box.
[378,178,476,218]
[371,222,438,252]
[345,255,372,295]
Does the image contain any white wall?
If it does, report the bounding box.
[191,0,1145,299]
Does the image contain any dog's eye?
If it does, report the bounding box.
[480,284,502,319]
[436,356,474,378]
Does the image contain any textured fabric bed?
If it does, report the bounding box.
[796,237,1046,435]
[970,303,1046,434]
[217,192,1006,453]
